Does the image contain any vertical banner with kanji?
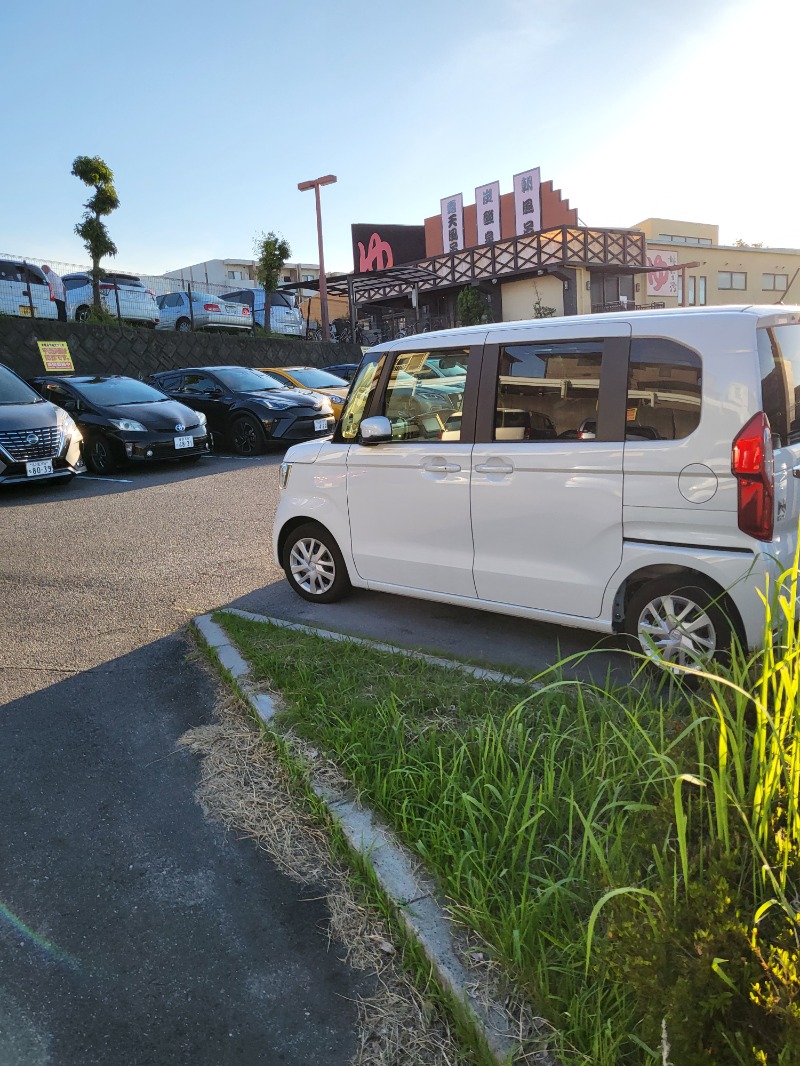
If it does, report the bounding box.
[513,167,541,237]
[475,181,501,246]
[440,193,464,253]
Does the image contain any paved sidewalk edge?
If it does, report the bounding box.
[191,611,539,1066]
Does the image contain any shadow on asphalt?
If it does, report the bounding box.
[0,630,369,1066]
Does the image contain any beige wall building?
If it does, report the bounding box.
[634,218,800,310]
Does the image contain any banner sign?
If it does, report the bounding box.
[441,193,464,253]
[647,250,679,297]
[37,340,74,372]
[513,167,541,236]
[475,181,501,245]
[351,224,426,273]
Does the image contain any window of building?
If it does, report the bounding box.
[698,277,707,305]
[226,270,243,280]
[495,342,602,441]
[762,273,789,291]
[302,274,314,281]
[718,271,747,290]
[627,339,702,440]
[590,272,634,309]
[656,234,712,246]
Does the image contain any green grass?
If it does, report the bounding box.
[215,571,800,1066]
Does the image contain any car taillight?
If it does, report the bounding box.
[242,307,250,315]
[203,303,221,312]
[99,283,115,290]
[732,412,774,541]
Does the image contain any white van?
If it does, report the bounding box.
[272,306,800,667]
[0,259,59,319]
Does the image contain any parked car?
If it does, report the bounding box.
[273,305,800,670]
[148,366,335,455]
[220,288,304,335]
[0,259,59,319]
[63,272,159,326]
[324,362,359,383]
[256,366,350,419]
[155,291,252,332]
[0,363,83,485]
[31,375,209,474]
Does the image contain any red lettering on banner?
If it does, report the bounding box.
[358,232,394,272]
[648,253,671,292]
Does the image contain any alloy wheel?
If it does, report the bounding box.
[288,537,336,596]
[637,593,717,666]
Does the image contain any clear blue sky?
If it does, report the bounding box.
[1,0,796,275]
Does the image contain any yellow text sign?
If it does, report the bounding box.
[37,341,74,373]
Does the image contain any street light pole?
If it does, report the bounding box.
[298,174,337,341]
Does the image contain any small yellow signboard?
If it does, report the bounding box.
[37,341,74,373]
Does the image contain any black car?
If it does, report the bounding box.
[148,366,335,455]
[31,375,210,475]
[0,363,84,486]
[324,362,359,383]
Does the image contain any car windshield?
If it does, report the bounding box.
[71,378,169,405]
[288,368,348,389]
[214,367,288,392]
[0,365,43,405]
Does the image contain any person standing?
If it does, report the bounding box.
[42,265,67,322]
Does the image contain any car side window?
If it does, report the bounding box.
[44,384,80,411]
[627,338,701,440]
[158,374,183,392]
[339,356,385,441]
[379,350,468,442]
[162,293,182,308]
[182,373,220,396]
[494,342,602,441]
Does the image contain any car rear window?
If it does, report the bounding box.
[758,324,800,446]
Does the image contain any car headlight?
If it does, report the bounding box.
[57,409,82,441]
[279,462,292,488]
[259,399,293,411]
[109,418,147,432]
[194,410,207,425]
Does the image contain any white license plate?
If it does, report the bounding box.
[26,459,53,476]
[314,418,329,432]
[174,435,193,449]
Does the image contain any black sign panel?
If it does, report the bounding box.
[351,224,427,274]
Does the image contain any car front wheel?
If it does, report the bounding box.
[282,523,351,603]
[230,414,266,456]
[84,435,118,475]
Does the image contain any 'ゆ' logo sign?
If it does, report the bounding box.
[358,232,394,272]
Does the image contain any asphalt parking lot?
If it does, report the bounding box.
[0,451,628,1064]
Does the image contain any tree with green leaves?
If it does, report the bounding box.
[71,155,119,312]
[457,285,490,327]
[253,231,291,332]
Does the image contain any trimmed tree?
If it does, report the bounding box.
[457,285,490,327]
[253,231,291,332]
[71,155,119,312]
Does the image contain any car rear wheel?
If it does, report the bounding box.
[282,523,350,603]
[176,318,192,332]
[624,576,732,671]
[84,435,118,475]
[75,305,91,322]
[230,414,266,456]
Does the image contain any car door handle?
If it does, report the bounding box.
[474,462,514,474]
[423,462,461,473]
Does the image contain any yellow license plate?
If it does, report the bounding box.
[19,305,33,317]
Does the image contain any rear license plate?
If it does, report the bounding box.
[26,459,53,476]
[19,305,33,317]
[174,435,193,449]
[314,418,329,432]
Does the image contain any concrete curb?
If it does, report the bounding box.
[191,610,546,1065]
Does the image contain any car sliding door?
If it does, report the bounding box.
[470,324,630,618]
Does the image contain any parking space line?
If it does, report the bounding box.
[79,475,134,484]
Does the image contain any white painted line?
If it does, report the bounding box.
[221,608,530,687]
[79,474,134,483]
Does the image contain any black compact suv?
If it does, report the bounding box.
[0,363,84,486]
[148,366,335,455]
